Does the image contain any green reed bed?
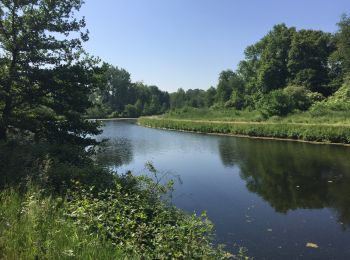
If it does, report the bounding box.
[138,117,350,144]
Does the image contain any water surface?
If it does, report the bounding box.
[97,120,350,259]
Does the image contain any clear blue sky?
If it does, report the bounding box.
[81,0,350,92]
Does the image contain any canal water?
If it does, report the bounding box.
[97,120,350,259]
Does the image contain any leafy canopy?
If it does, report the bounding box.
[0,0,101,145]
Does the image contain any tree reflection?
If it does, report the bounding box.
[218,137,350,226]
[94,138,133,168]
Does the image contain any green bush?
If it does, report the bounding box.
[0,142,236,259]
[123,104,140,118]
[260,89,291,116]
[260,86,318,117]
[0,188,125,259]
[65,175,231,259]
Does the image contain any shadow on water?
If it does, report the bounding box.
[95,121,350,259]
[94,138,134,168]
[218,137,350,227]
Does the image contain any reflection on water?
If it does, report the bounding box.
[219,138,350,227]
[98,120,350,259]
[95,138,133,168]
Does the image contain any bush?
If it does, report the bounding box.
[123,104,139,118]
[309,78,350,115]
[65,174,231,259]
[260,86,316,117]
[0,188,125,259]
[0,142,235,259]
[260,89,291,116]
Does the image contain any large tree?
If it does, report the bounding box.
[215,70,243,104]
[257,24,295,92]
[101,65,133,113]
[0,0,100,144]
[287,29,335,95]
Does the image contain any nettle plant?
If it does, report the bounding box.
[64,163,232,259]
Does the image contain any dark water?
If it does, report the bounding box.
[97,120,350,260]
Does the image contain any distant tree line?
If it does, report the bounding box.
[87,64,170,118]
[167,15,350,117]
[86,15,350,119]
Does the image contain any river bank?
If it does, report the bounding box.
[138,117,350,145]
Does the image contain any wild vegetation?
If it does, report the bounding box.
[167,16,350,116]
[0,1,239,259]
[0,144,232,259]
[1,0,349,258]
[86,64,170,118]
[137,15,350,143]
[90,15,350,142]
[138,117,350,144]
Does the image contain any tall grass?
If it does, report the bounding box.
[164,107,264,122]
[138,117,350,144]
[163,107,350,125]
[0,188,124,259]
[0,142,247,259]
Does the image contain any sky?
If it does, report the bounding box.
[81,0,350,92]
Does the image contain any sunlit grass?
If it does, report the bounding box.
[0,188,124,259]
[139,117,350,144]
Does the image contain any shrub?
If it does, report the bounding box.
[260,89,291,116]
[123,104,139,118]
[0,188,125,259]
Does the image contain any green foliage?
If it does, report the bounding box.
[218,137,350,225]
[307,77,350,117]
[88,67,170,118]
[0,142,237,259]
[164,107,264,122]
[65,174,231,259]
[287,30,336,95]
[257,24,295,92]
[260,89,291,117]
[216,70,245,104]
[0,188,125,259]
[260,86,315,117]
[87,15,350,121]
[170,88,208,110]
[123,104,138,118]
[332,14,350,76]
[139,117,350,144]
[0,0,101,145]
[0,140,117,193]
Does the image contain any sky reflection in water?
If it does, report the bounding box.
[97,120,350,259]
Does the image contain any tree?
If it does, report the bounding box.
[331,14,350,78]
[170,88,186,109]
[260,89,291,116]
[257,24,295,92]
[205,87,216,107]
[102,65,133,112]
[123,104,138,118]
[185,89,206,108]
[215,70,242,103]
[0,0,100,145]
[287,29,335,95]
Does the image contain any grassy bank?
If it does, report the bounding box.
[0,188,124,259]
[0,142,238,259]
[0,180,232,259]
[138,117,350,145]
[163,107,350,125]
